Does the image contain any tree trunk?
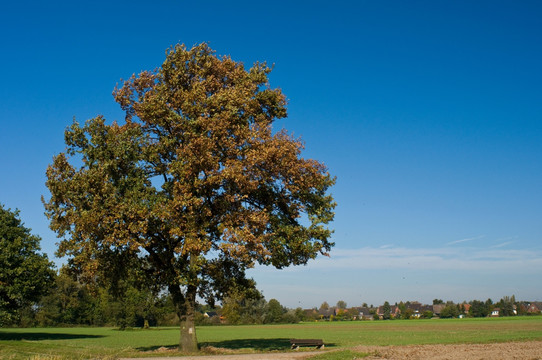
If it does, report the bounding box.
[179,285,198,352]
[168,253,199,352]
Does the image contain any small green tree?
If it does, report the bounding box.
[281,309,299,323]
[264,298,285,323]
[401,308,414,319]
[220,295,242,325]
[336,300,347,309]
[0,205,55,325]
[498,296,516,317]
[469,300,489,318]
[35,269,95,326]
[439,303,459,318]
[294,307,305,322]
[398,301,406,314]
[382,301,391,320]
[335,308,345,321]
[221,286,264,325]
[485,298,494,315]
[422,310,433,319]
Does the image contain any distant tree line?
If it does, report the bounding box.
[2,204,540,328]
[5,265,541,327]
[6,266,309,327]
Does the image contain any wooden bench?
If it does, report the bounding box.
[290,338,324,350]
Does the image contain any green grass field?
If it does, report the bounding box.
[1,317,541,359]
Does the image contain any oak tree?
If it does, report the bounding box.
[44,43,335,351]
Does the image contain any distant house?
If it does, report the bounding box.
[203,311,225,323]
[303,308,319,320]
[334,307,348,316]
[350,307,373,320]
[406,302,425,318]
[526,303,541,314]
[432,304,445,317]
[533,302,542,313]
[318,308,335,320]
[491,308,500,317]
[204,311,218,318]
[377,305,401,319]
[418,305,434,318]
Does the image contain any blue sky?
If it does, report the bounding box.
[1,0,541,308]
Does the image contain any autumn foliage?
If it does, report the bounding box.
[44,43,335,351]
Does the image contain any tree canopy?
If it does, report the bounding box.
[0,204,55,325]
[336,300,347,309]
[44,43,335,351]
[382,301,391,320]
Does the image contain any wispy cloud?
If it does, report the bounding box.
[490,236,518,249]
[259,245,542,274]
[447,235,486,245]
[249,244,542,307]
[491,241,514,248]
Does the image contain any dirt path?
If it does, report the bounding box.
[121,351,321,360]
[122,341,542,359]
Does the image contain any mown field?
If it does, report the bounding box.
[1,317,541,359]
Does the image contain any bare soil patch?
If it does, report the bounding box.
[354,341,542,359]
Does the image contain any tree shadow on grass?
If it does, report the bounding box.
[137,338,293,352]
[0,331,104,341]
[136,344,178,352]
[199,339,336,351]
[138,339,337,353]
[202,338,292,351]
[207,339,336,350]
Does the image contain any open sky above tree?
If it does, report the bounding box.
[1,0,541,307]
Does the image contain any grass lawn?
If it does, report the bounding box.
[1,317,541,359]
